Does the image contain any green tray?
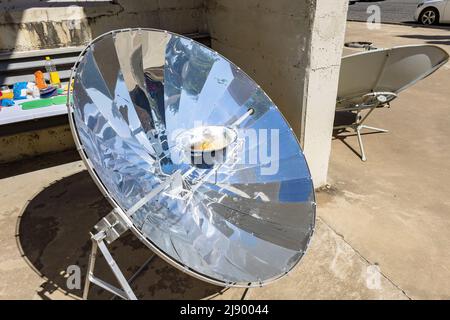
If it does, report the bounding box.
[20,95,71,110]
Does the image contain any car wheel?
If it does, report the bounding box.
[419,8,439,25]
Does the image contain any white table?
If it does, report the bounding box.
[0,97,68,125]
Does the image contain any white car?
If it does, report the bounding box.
[415,0,450,25]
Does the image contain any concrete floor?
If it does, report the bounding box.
[0,21,449,299]
[322,21,450,299]
[0,151,406,300]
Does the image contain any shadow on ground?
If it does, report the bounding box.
[403,22,450,31]
[16,170,226,300]
[397,34,450,45]
[0,149,80,180]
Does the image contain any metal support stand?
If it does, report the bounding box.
[355,124,389,162]
[334,92,396,161]
[82,210,153,300]
[334,107,389,162]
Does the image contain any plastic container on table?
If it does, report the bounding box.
[45,56,61,87]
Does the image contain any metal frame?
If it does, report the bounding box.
[334,92,395,161]
[67,27,316,291]
[83,210,156,300]
[84,234,136,300]
[334,108,388,162]
[83,210,136,300]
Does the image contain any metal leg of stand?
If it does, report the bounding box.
[110,254,156,300]
[83,238,98,300]
[98,240,138,300]
[352,107,389,162]
[360,125,389,133]
[82,235,137,300]
[356,126,367,162]
[335,101,393,161]
[82,210,140,300]
[354,125,389,162]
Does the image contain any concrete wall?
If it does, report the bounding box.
[0,0,207,52]
[206,0,348,187]
[0,124,74,164]
[205,0,313,136]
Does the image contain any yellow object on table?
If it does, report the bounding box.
[63,81,74,93]
[49,71,61,86]
[0,90,13,99]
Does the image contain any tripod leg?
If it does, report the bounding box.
[83,237,138,300]
[356,126,367,162]
[360,125,389,133]
[83,239,98,300]
[110,254,156,300]
[97,240,138,300]
[82,211,137,300]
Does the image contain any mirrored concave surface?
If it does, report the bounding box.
[70,29,315,286]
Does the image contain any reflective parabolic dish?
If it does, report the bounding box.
[69,29,315,287]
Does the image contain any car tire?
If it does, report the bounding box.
[419,7,440,25]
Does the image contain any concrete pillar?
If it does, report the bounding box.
[302,0,349,187]
[206,0,349,187]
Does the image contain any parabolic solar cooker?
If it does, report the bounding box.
[67,28,316,300]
